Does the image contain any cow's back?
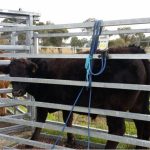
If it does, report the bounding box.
[29,46,149,109]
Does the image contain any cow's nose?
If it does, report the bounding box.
[12,89,23,97]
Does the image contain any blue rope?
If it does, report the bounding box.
[52,20,106,149]
[51,87,84,149]
[85,54,107,82]
[85,20,106,85]
[87,82,92,149]
[90,20,103,55]
[85,20,107,149]
[90,57,106,76]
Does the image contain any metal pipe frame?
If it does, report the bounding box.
[0,116,149,148]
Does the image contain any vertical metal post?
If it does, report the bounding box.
[26,15,34,52]
[10,32,18,53]
[33,32,39,54]
[25,15,36,122]
[10,31,18,114]
[10,32,16,45]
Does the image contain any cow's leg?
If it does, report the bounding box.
[133,120,149,149]
[105,116,125,149]
[25,107,47,148]
[130,92,150,149]
[30,107,48,140]
[132,118,150,149]
[62,110,75,146]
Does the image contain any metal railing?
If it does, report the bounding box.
[0,10,150,148]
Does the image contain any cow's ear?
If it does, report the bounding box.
[28,62,38,74]
[0,65,9,74]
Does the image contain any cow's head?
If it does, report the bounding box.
[0,59,38,97]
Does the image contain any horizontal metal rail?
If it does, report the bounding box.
[0,60,11,65]
[0,53,150,59]
[0,91,19,108]
[2,146,18,150]
[39,46,74,49]
[0,125,30,134]
[5,113,30,119]
[46,120,135,137]
[37,32,92,38]
[0,22,26,27]
[0,116,149,148]
[0,98,150,121]
[36,28,150,38]
[0,9,40,17]
[0,103,17,108]
[0,133,71,149]
[0,45,30,50]
[0,88,12,94]
[1,97,149,121]
[0,76,150,91]
[0,35,11,39]
[1,18,150,32]
[39,132,105,149]
[0,15,28,20]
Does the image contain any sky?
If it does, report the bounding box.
[1,0,150,24]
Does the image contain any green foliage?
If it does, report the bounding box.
[80,38,88,46]
[44,112,137,149]
[2,18,17,23]
[38,21,68,47]
[109,27,147,48]
[2,18,26,44]
[42,29,68,46]
[71,37,80,47]
[118,27,132,44]
[109,38,125,48]
[70,37,88,48]
[1,19,68,47]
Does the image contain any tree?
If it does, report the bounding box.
[118,27,146,45]
[109,27,147,48]
[118,27,133,45]
[1,19,68,47]
[2,18,27,45]
[39,22,68,46]
[71,37,80,47]
[109,38,125,48]
[130,33,146,46]
[70,37,88,48]
[140,36,150,48]
[80,38,88,47]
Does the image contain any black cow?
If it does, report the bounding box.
[0,46,150,149]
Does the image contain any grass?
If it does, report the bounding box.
[41,112,136,149]
[19,105,27,113]
[14,105,140,148]
[9,104,138,148]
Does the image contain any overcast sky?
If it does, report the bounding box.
[1,0,150,24]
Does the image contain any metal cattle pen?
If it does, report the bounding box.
[0,9,150,149]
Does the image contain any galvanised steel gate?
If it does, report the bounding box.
[0,9,150,149]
